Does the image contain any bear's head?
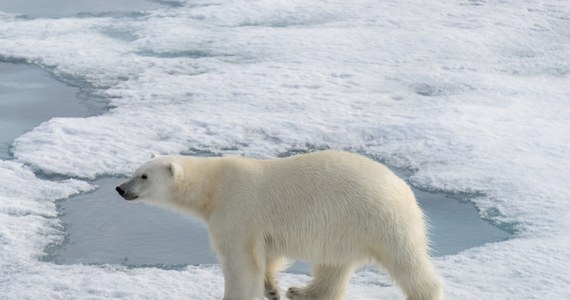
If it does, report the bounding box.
[116,156,184,206]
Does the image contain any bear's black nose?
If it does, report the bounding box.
[116,186,125,196]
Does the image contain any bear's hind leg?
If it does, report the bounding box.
[265,280,280,300]
[287,264,355,300]
[265,256,284,300]
[375,251,443,300]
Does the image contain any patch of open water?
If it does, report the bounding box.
[0,0,169,18]
[45,168,510,274]
[0,61,103,159]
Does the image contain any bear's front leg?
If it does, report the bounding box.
[219,242,266,300]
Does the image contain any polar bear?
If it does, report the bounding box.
[116,150,443,300]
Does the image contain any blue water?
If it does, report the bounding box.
[0,0,168,18]
[46,170,510,274]
[0,62,101,159]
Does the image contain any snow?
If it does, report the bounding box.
[1,0,570,298]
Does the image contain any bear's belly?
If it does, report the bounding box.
[265,230,370,264]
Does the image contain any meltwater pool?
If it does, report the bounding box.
[46,172,510,274]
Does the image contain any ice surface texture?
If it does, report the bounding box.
[1,0,570,298]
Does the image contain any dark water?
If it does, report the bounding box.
[47,173,510,274]
[0,0,168,18]
[0,62,100,159]
[48,177,215,267]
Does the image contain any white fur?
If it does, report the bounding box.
[118,150,443,300]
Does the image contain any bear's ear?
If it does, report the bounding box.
[168,162,184,178]
[150,153,158,159]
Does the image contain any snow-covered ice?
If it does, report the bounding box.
[1,0,569,298]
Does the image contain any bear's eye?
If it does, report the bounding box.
[141,174,148,180]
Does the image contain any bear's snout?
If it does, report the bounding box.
[115,186,125,197]
[116,185,138,201]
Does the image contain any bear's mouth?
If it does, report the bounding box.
[123,194,139,201]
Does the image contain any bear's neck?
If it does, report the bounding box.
[175,157,227,222]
